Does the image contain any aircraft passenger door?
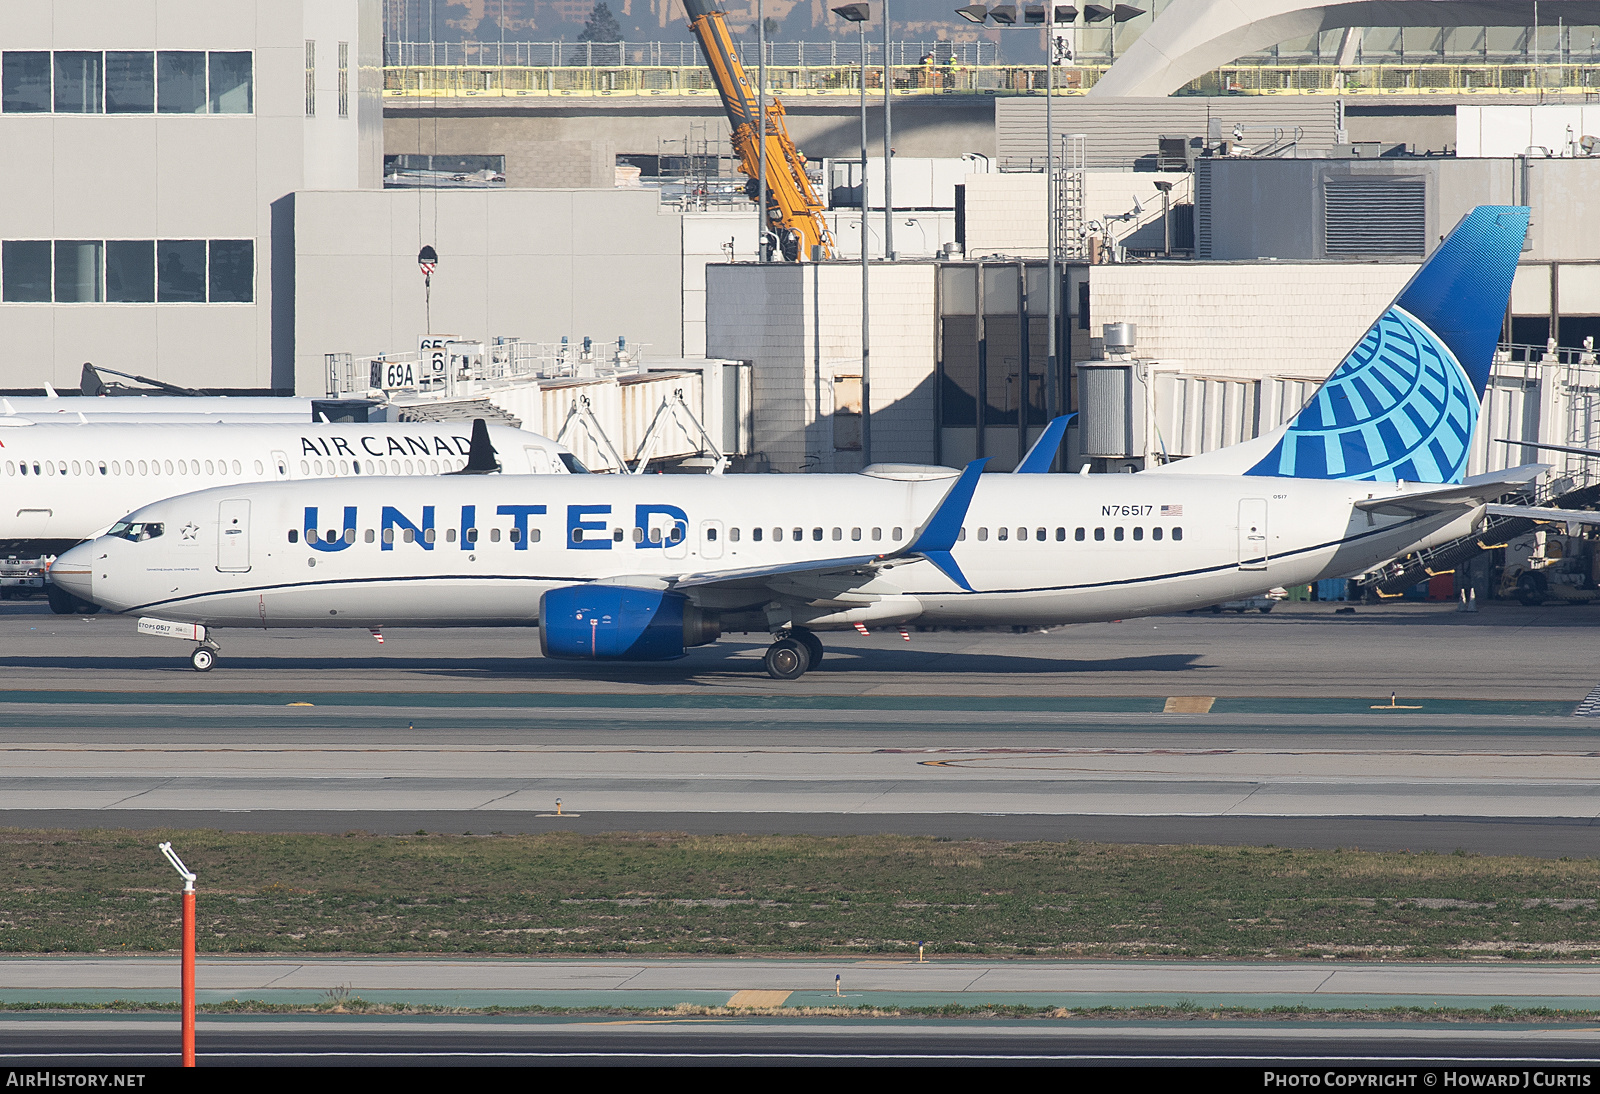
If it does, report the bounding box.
[525,446,552,474]
[270,451,290,479]
[700,519,724,560]
[663,516,689,560]
[216,500,252,573]
[1237,498,1269,571]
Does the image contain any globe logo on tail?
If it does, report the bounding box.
[1247,305,1477,483]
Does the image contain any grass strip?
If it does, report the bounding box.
[6,828,1600,960]
[1,1001,1598,1024]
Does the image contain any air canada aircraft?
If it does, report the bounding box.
[4,419,578,610]
[56,206,1582,678]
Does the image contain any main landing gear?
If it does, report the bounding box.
[189,640,220,672]
[764,627,823,680]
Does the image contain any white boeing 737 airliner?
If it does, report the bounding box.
[55,207,1568,678]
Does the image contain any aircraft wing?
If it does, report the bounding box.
[669,459,990,596]
[1485,504,1600,528]
[1353,464,1547,516]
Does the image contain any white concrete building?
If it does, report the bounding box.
[0,0,383,393]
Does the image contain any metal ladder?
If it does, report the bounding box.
[1055,133,1087,260]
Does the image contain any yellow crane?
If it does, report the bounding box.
[683,0,835,260]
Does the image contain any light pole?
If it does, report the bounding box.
[956,3,1076,463]
[159,841,197,1068]
[417,245,437,333]
[881,0,894,260]
[834,2,873,465]
[757,0,768,260]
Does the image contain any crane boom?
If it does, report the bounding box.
[682,0,835,260]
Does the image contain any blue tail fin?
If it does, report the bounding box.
[1245,206,1529,484]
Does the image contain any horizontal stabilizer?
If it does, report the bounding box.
[1485,504,1600,527]
[1353,464,1546,516]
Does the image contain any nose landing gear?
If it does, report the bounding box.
[189,640,220,672]
[763,627,824,680]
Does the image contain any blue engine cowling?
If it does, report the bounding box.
[538,585,720,661]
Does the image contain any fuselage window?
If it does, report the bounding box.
[772,528,782,542]
[1094,527,1105,541]
[424,528,436,543]
[706,527,718,541]
[383,528,395,544]
[343,528,354,544]
[1074,527,1084,541]
[850,527,861,541]
[446,528,457,543]
[1133,527,1144,541]
[18,463,26,476]
[251,460,261,476]
[71,461,81,476]
[669,526,683,543]
[205,460,214,475]
[1114,527,1125,541]
[977,528,989,542]
[164,460,173,475]
[631,527,644,543]
[808,527,819,541]
[3,461,11,475]
[403,528,416,544]
[872,527,882,541]
[1152,527,1163,541]
[464,528,477,543]
[300,460,310,476]
[529,529,541,543]
[1173,527,1184,541]
[649,528,662,544]
[176,460,186,475]
[288,529,299,543]
[109,462,119,476]
[490,528,501,542]
[565,527,577,543]
[997,527,1009,541]
[1038,528,1047,541]
[363,460,374,475]
[306,528,319,544]
[403,459,414,475]
[730,527,740,542]
[351,461,360,475]
[99,462,107,475]
[365,529,376,543]
[752,527,763,542]
[958,528,966,541]
[613,528,624,542]
[339,460,349,475]
[45,462,54,477]
[892,527,903,541]
[1019,527,1029,541]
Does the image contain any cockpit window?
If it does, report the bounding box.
[108,521,165,542]
[558,452,589,474]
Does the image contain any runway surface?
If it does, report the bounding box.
[1,601,1598,854]
[5,1016,1600,1067]
[8,958,1600,1011]
[2,599,1595,700]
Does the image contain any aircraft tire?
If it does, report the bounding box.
[46,585,98,615]
[764,638,810,680]
[190,647,216,672]
[792,628,824,667]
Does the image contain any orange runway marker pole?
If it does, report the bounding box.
[160,842,198,1068]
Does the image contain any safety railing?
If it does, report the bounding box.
[385,40,997,68]
[382,63,1108,98]
[384,61,1600,99]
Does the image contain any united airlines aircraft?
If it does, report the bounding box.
[56,207,1561,678]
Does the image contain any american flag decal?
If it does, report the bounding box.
[1160,504,1183,516]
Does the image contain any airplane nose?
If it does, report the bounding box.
[50,543,95,603]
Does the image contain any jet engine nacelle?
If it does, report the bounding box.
[538,585,720,661]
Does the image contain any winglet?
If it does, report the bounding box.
[1014,414,1076,474]
[447,418,502,475]
[905,458,988,591]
